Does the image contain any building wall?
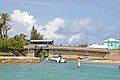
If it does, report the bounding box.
[104,41,120,49]
[48,49,108,60]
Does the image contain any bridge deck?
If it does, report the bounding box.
[45,46,110,53]
[24,45,110,53]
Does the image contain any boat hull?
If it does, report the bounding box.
[49,57,66,63]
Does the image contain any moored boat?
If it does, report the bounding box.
[49,55,66,63]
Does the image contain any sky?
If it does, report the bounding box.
[0,0,120,46]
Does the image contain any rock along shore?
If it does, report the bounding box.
[0,57,40,63]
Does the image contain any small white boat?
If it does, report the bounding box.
[49,56,66,63]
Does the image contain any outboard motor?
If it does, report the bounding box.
[118,65,120,68]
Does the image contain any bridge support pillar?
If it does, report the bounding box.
[27,49,34,57]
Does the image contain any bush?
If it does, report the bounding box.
[0,52,14,56]
[39,50,48,59]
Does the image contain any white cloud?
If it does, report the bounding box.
[11,9,36,32]
[10,9,110,45]
[73,17,92,27]
[63,17,93,34]
[10,9,65,39]
[68,34,81,43]
[38,17,65,39]
[11,9,36,25]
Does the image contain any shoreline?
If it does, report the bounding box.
[0,56,40,64]
[0,57,120,64]
[66,58,120,64]
[82,59,120,64]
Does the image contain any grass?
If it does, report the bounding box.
[0,52,14,56]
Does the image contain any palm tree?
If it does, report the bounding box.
[14,34,27,41]
[0,16,3,38]
[0,13,11,38]
[30,26,44,40]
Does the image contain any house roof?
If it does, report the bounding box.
[104,38,120,42]
[88,44,108,49]
[30,40,54,42]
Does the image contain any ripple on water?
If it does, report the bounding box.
[0,60,120,80]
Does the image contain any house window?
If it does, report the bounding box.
[111,43,113,46]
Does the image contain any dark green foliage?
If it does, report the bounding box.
[78,43,88,47]
[0,13,27,56]
[0,34,27,56]
[39,50,48,59]
[0,52,13,56]
[0,38,9,52]
[30,26,43,40]
[60,44,62,46]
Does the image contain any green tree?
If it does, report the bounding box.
[0,38,9,52]
[13,34,27,50]
[0,13,11,38]
[0,34,27,56]
[78,43,88,47]
[30,26,43,40]
[9,34,27,56]
[39,50,48,59]
[37,32,44,40]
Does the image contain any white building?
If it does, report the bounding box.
[88,44,108,49]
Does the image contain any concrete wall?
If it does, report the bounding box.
[26,46,120,61]
[48,49,109,60]
[27,49,34,57]
[105,50,120,61]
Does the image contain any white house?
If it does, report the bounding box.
[88,44,108,49]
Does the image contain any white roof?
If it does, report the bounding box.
[30,40,54,42]
[88,44,108,49]
[104,38,120,42]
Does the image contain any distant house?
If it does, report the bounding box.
[88,44,108,49]
[104,38,120,49]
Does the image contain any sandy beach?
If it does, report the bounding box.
[85,60,120,64]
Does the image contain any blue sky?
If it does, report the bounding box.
[0,0,120,45]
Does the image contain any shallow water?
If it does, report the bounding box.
[0,60,120,80]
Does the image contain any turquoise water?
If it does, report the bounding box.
[0,60,120,80]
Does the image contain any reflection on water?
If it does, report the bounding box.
[0,60,120,80]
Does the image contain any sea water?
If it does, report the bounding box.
[0,60,120,80]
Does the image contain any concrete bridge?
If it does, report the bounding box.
[24,45,112,60]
